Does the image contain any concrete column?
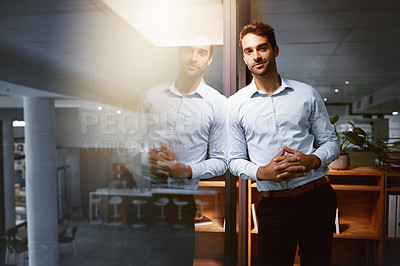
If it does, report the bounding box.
[23,97,59,266]
[2,120,16,230]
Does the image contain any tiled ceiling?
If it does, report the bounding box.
[251,0,400,112]
[0,0,399,113]
[0,0,180,109]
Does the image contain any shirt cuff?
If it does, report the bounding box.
[188,163,202,180]
[239,163,260,181]
[311,151,327,171]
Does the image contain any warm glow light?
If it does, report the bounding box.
[102,0,223,46]
[13,120,26,127]
[116,110,122,115]
[393,111,399,116]
[97,106,103,111]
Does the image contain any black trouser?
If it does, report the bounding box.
[257,183,337,266]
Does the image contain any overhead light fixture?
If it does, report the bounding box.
[97,106,103,111]
[116,110,122,115]
[393,111,399,116]
[101,0,223,46]
[323,97,328,102]
[334,88,339,93]
[345,81,350,85]
[13,120,26,127]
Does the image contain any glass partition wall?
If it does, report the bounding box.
[0,0,251,265]
[0,1,240,266]
[60,1,235,265]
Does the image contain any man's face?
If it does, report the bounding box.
[178,45,213,78]
[241,33,279,77]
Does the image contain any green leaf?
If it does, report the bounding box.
[353,127,366,136]
[347,121,355,129]
[346,130,366,147]
[329,115,339,124]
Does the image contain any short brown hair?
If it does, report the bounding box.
[239,21,277,51]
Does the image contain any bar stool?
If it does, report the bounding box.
[108,196,122,225]
[154,197,170,225]
[132,199,147,228]
[173,198,188,228]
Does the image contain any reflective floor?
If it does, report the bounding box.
[61,219,194,266]
[3,218,223,266]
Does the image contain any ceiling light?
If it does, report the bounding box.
[393,111,399,116]
[97,106,103,111]
[334,88,339,93]
[345,81,350,85]
[323,97,328,102]
[13,120,26,127]
[116,110,122,115]
[101,0,223,46]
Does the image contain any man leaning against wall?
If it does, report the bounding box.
[228,21,340,266]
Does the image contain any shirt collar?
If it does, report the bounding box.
[163,78,206,98]
[250,76,293,98]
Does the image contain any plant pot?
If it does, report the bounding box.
[329,154,350,170]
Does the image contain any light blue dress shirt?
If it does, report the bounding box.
[133,79,227,189]
[228,77,339,192]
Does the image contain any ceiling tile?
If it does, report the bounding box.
[336,42,400,55]
[252,12,363,30]
[277,29,348,43]
[0,9,113,30]
[345,28,400,42]
[370,0,400,10]
[356,10,400,28]
[279,43,337,55]
[251,0,370,14]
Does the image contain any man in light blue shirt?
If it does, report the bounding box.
[131,44,227,265]
[228,21,339,266]
[138,74,227,189]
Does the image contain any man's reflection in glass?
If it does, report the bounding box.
[131,44,227,265]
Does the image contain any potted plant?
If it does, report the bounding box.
[329,115,367,170]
